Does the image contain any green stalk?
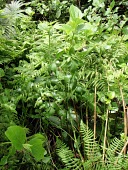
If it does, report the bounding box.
[94,85,97,139]
[0,142,11,146]
[71,120,85,169]
[86,106,88,127]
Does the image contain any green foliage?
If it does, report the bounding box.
[5,126,26,150]
[0,68,5,78]
[28,135,46,162]
[57,139,83,169]
[80,121,101,161]
[57,121,128,170]
[0,0,24,37]
[0,125,47,169]
[25,0,75,22]
[0,0,6,9]
[0,0,128,169]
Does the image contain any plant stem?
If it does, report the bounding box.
[0,142,11,146]
[115,140,128,165]
[94,85,97,139]
[71,120,85,169]
[120,86,127,154]
[102,109,109,162]
[86,106,88,127]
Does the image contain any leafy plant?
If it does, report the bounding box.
[0,125,48,169]
[57,121,128,170]
[25,0,75,22]
[0,0,128,169]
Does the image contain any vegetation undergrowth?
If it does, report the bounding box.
[0,0,128,169]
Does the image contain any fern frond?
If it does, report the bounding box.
[0,0,24,37]
[106,137,126,169]
[56,139,83,170]
[80,120,101,160]
[57,122,128,170]
[2,0,24,19]
[107,137,124,158]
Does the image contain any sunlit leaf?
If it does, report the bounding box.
[69,5,83,21]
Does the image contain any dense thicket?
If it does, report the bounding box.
[0,0,128,169]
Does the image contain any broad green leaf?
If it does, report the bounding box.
[0,68,5,77]
[62,18,84,33]
[33,133,46,141]
[69,5,83,21]
[104,45,111,50]
[70,61,78,73]
[107,91,115,99]
[100,96,106,103]
[109,0,115,10]
[61,24,73,34]
[5,126,26,150]
[77,22,97,36]
[68,19,84,31]
[76,23,86,32]
[48,107,55,116]
[28,138,45,161]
